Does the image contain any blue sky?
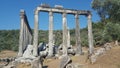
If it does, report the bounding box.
[0,0,100,30]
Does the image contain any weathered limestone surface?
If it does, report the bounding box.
[60,55,71,68]
[48,11,54,57]
[33,10,39,56]
[38,43,49,57]
[104,43,112,50]
[75,14,82,55]
[37,6,90,15]
[18,10,24,57]
[87,14,94,55]
[66,63,81,68]
[13,56,42,68]
[67,27,71,48]
[62,13,68,56]
[15,45,37,65]
[115,40,119,46]
[23,45,36,59]
[31,56,42,68]
[18,10,32,57]
[90,48,105,64]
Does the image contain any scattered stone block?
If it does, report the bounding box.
[60,55,71,68]
[23,45,36,59]
[31,56,42,68]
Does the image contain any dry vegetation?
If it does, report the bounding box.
[0,50,17,58]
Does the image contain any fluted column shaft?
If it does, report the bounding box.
[75,14,82,55]
[33,10,39,56]
[18,10,24,57]
[67,28,70,48]
[48,11,54,57]
[62,13,68,56]
[87,14,94,55]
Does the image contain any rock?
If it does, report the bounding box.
[90,54,97,64]
[115,40,119,46]
[39,51,48,57]
[104,43,112,50]
[73,63,81,68]
[23,45,36,59]
[65,62,82,68]
[60,55,71,68]
[31,56,42,68]
[66,64,74,68]
[95,48,106,56]
[38,42,46,52]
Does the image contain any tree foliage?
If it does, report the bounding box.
[93,22,120,46]
[92,0,120,23]
[0,30,19,51]
[0,21,120,51]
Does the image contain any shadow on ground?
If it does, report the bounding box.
[43,66,48,68]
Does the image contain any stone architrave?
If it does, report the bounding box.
[75,14,82,55]
[33,10,39,56]
[62,12,68,56]
[87,14,94,55]
[48,11,54,57]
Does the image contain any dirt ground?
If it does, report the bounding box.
[0,46,120,68]
[0,50,17,58]
[43,46,120,68]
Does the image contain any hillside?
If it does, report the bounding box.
[43,46,120,68]
[0,44,120,68]
[0,29,88,52]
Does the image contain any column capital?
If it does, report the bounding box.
[87,14,92,19]
[49,11,53,16]
[20,10,25,18]
[75,14,79,19]
[20,15,24,19]
[62,12,66,17]
[34,10,39,15]
[20,9,25,14]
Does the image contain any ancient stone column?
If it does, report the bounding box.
[18,10,24,57]
[23,21,27,50]
[87,14,94,55]
[62,13,68,56]
[33,10,39,56]
[67,27,70,48]
[48,11,54,57]
[75,14,82,55]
